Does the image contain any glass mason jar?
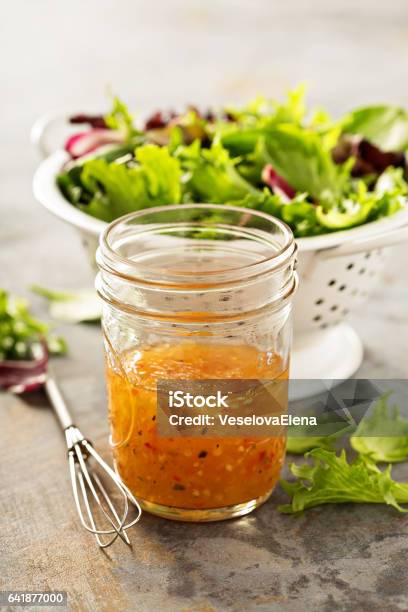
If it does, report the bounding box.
[96,204,297,521]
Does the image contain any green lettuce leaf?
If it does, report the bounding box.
[341,105,408,151]
[316,168,406,230]
[57,144,142,208]
[219,84,307,156]
[278,197,322,237]
[0,289,66,359]
[263,124,351,200]
[31,286,101,323]
[351,394,408,463]
[373,166,408,217]
[79,144,182,221]
[176,140,258,203]
[279,448,408,514]
[225,84,307,128]
[232,191,323,237]
[136,144,182,203]
[286,408,356,454]
[286,436,333,455]
[105,96,138,140]
[315,186,376,229]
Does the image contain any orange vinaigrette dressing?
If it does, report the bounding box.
[106,342,288,516]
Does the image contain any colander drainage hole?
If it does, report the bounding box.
[330,305,338,311]
[315,298,324,305]
[346,263,354,270]
[338,284,347,291]
[313,315,322,322]
[328,279,336,286]
[359,268,366,275]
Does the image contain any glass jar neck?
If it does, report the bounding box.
[96,204,297,322]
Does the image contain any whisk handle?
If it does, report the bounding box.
[45,374,75,431]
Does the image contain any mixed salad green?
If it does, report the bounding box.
[282,393,408,514]
[58,86,408,236]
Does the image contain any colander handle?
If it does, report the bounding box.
[319,223,408,259]
[31,109,101,158]
[31,111,70,158]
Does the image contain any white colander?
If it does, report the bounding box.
[32,113,408,379]
[292,214,408,378]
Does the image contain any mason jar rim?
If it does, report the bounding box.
[97,203,296,286]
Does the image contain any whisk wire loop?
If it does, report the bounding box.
[65,424,142,548]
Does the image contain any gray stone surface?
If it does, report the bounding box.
[1,1,408,610]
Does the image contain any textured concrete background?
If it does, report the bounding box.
[1,1,408,610]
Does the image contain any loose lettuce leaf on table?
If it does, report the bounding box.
[286,436,333,455]
[351,394,408,463]
[286,413,355,454]
[279,448,408,514]
[31,286,101,323]
[341,105,408,151]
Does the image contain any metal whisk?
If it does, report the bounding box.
[45,373,142,548]
[3,342,142,549]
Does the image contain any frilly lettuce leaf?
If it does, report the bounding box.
[231,191,323,237]
[219,84,307,156]
[286,436,333,455]
[351,394,408,463]
[279,448,408,514]
[79,144,182,222]
[175,140,258,203]
[225,83,307,128]
[374,167,408,217]
[286,411,355,455]
[136,144,182,203]
[316,167,406,230]
[105,96,138,140]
